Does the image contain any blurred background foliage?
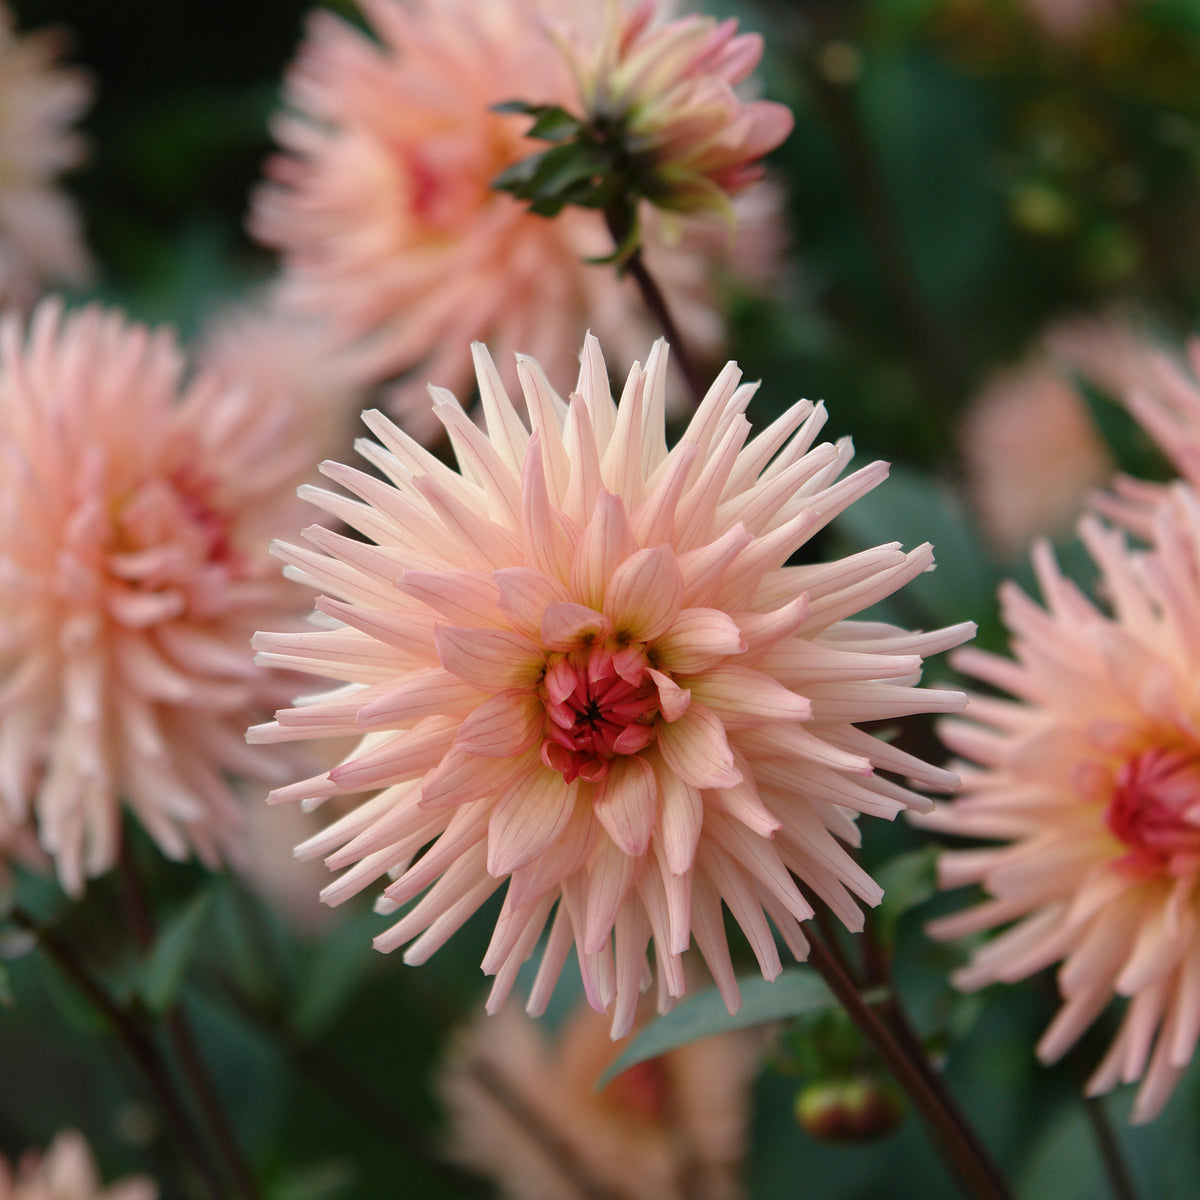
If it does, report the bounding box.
[4,0,1200,1197]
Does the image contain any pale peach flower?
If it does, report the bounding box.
[250,334,972,1034]
[1046,315,1200,534]
[0,300,316,894]
[556,0,793,218]
[438,997,764,1200]
[0,1131,155,1200]
[1023,0,1128,39]
[0,4,92,309]
[958,357,1113,558]
[923,487,1200,1121]
[249,0,781,416]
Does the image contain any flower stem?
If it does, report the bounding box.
[10,906,227,1200]
[1083,1094,1141,1200]
[805,934,1014,1200]
[603,206,708,408]
[117,841,263,1200]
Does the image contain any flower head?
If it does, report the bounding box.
[556,0,793,219]
[0,300,317,894]
[437,995,764,1200]
[0,3,92,308]
[251,335,971,1034]
[250,0,777,413]
[0,1131,155,1200]
[923,488,1200,1121]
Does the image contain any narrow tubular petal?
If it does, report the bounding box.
[569,490,637,611]
[581,835,640,955]
[687,665,811,728]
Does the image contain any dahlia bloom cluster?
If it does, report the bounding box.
[0,300,318,894]
[557,0,794,218]
[250,0,778,414]
[438,997,763,1200]
[251,335,972,1035]
[925,491,1200,1121]
[0,1131,155,1200]
[0,2,91,309]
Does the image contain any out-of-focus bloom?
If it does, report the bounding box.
[251,334,972,1034]
[923,489,1200,1121]
[196,291,364,465]
[1022,0,1127,40]
[1046,315,1200,534]
[0,4,91,309]
[555,0,793,220]
[437,997,764,1200]
[249,0,782,416]
[958,357,1113,558]
[0,1130,155,1200]
[0,300,317,894]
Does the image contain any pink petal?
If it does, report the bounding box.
[435,625,545,690]
[656,700,741,789]
[593,753,657,856]
[604,546,684,641]
[655,760,703,874]
[569,490,637,610]
[454,690,544,757]
[647,668,691,722]
[487,769,577,876]
[540,602,613,652]
[652,607,746,673]
[581,834,640,955]
[689,665,811,728]
[494,566,571,639]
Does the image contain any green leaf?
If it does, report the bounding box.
[139,890,213,1015]
[491,101,584,143]
[292,908,384,1039]
[598,969,844,1088]
[874,845,940,945]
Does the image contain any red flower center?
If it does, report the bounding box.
[539,645,660,784]
[1106,747,1200,872]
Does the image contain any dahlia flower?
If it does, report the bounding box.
[438,995,764,1200]
[0,300,317,895]
[924,488,1200,1121]
[555,0,793,219]
[958,356,1112,558]
[0,3,91,309]
[251,335,972,1034]
[0,1131,155,1200]
[250,0,778,413]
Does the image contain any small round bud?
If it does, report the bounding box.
[794,1076,905,1142]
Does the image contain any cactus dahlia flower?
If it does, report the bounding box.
[250,0,777,414]
[0,300,317,894]
[251,335,971,1035]
[925,488,1200,1122]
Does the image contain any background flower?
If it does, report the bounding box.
[437,995,765,1200]
[0,300,319,893]
[923,490,1200,1122]
[249,0,783,418]
[0,2,91,310]
[0,1131,155,1200]
[251,334,971,1034]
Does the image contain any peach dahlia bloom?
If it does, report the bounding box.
[0,3,92,309]
[251,335,972,1034]
[924,489,1200,1121]
[249,0,771,413]
[559,0,793,217]
[0,301,315,894]
[438,997,763,1200]
[0,1131,155,1200]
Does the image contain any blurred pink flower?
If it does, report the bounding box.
[557,0,793,219]
[923,488,1200,1121]
[1023,0,1128,39]
[0,300,317,894]
[249,0,782,417]
[958,356,1113,558]
[0,1131,155,1200]
[251,334,971,1034]
[438,996,764,1200]
[0,3,92,309]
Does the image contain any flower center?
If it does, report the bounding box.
[539,644,659,784]
[1106,747,1200,872]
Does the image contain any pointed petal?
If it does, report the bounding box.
[593,754,657,856]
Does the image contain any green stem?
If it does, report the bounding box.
[603,206,708,408]
[806,934,1014,1200]
[11,907,226,1200]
